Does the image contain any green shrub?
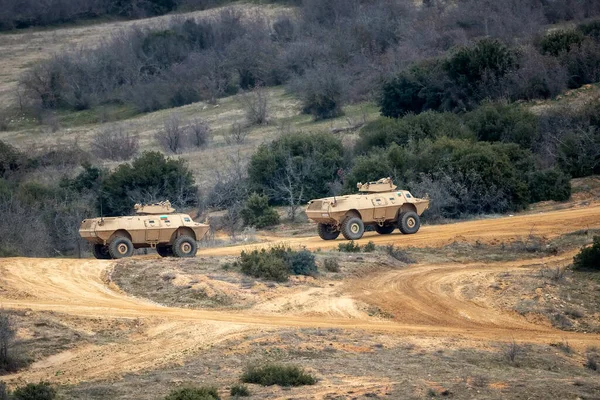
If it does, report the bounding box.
[540,30,584,56]
[164,387,220,400]
[573,236,600,271]
[241,193,280,228]
[363,241,376,252]
[323,258,340,272]
[241,363,316,386]
[528,169,571,203]
[235,246,317,281]
[338,241,361,252]
[230,384,250,397]
[12,382,56,400]
[464,103,539,149]
[295,65,345,120]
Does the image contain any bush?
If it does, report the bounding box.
[164,387,220,400]
[464,103,539,149]
[100,151,198,216]
[240,193,280,228]
[363,241,376,252]
[539,29,584,56]
[91,125,139,161]
[229,384,250,397]
[585,348,599,371]
[383,244,415,263]
[293,65,345,120]
[578,20,600,39]
[241,363,316,386]
[189,118,211,148]
[0,311,16,372]
[0,382,8,400]
[240,87,269,125]
[323,258,340,272]
[338,241,361,252]
[528,169,571,202]
[235,246,317,281]
[573,236,600,271]
[224,123,250,145]
[12,382,56,400]
[156,113,189,154]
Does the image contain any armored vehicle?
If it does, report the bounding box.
[306,178,429,241]
[79,201,209,259]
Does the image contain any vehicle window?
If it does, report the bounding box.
[405,193,412,198]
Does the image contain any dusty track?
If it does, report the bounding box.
[200,203,600,255]
[1,205,600,384]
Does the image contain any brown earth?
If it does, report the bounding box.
[1,204,600,388]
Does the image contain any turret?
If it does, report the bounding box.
[356,177,397,193]
[134,200,176,215]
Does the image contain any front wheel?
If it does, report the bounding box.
[173,235,197,258]
[108,237,134,259]
[93,244,111,260]
[341,216,365,240]
[318,223,340,240]
[399,211,420,234]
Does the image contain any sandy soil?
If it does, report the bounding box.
[1,205,600,387]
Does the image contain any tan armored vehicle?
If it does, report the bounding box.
[79,201,209,259]
[306,178,429,240]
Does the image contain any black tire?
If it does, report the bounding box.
[108,237,134,259]
[375,224,395,235]
[341,216,365,240]
[317,223,340,240]
[93,244,111,260]
[172,235,197,258]
[399,211,420,234]
[156,245,173,257]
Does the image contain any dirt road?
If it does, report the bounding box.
[1,205,600,384]
[200,203,600,256]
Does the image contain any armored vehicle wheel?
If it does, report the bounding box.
[156,245,173,257]
[108,237,134,259]
[173,235,197,258]
[318,223,340,240]
[375,224,395,235]
[93,244,111,260]
[399,211,420,234]
[341,216,365,240]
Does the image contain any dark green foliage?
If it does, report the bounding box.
[338,241,361,252]
[464,103,539,149]
[229,384,250,397]
[100,151,198,216]
[248,133,344,204]
[0,141,26,178]
[241,193,280,228]
[295,66,345,120]
[528,169,571,203]
[235,246,317,281]
[241,363,316,386]
[540,30,584,56]
[356,112,473,154]
[573,236,600,271]
[445,39,518,89]
[164,387,220,400]
[323,258,340,272]
[12,382,56,400]
[363,241,376,252]
[578,20,600,39]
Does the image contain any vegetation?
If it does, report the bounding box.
[573,236,600,271]
[241,363,316,386]
[234,246,317,282]
[164,387,220,400]
[11,382,56,400]
[323,258,340,272]
[240,193,280,228]
[229,384,250,397]
[0,311,16,373]
[337,241,375,253]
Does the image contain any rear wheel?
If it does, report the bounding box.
[93,244,111,260]
[156,245,173,257]
[317,223,340,240]
[108,237,134,259]
[173,235,197,258]
[375,224,395,235]
[341,216,365,240]
[399,211,420,234]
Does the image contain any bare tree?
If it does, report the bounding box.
[224,122,250,145]
[156,113,188,153]
[188,118,211,148]
[91,124,139,161]
[222,201,244,240]
[240,86,269,125]
[271,152,315,221]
